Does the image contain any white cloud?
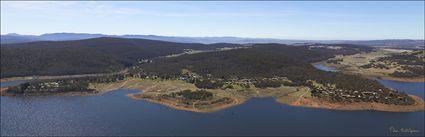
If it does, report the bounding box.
[1,1,296,18]
[2,1,78,10]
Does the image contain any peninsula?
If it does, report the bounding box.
[2,42,424,112]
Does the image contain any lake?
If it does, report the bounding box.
[312,63,338,72]
[1,66,424,136]
[0,80,28,88]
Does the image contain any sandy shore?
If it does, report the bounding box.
[0,87,11,96]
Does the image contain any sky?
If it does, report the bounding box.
[1,1,424,40]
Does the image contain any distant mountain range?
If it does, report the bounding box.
[1,33,424,49]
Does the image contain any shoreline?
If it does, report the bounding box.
[1,75,102,83]
[2,78,424,113]
[127,93,244,113]
[0,70,128,83]
[0,87,9,96]
[374,76,424,83]
[284,94,425,112]
[129,91,425,113]
[0,87,111,97]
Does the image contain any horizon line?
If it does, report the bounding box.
[1,32,424,41]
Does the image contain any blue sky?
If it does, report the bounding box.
[1,1,424,40]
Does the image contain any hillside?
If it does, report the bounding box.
[2,43,417,108]
[0,37,241,78]
[1,34,42,44]
[138,44,382,89]
[130,44,415,105]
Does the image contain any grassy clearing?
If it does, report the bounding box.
[90,78,197,94]
[276,87,310,104]
[322,49,410,78]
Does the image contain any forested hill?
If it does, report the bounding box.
[140,44,331,78]
[140,43,373,78]
[135,44,416,105]
[138,44,387,91]
[0,37,241,78]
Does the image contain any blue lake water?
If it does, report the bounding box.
[378,79,424,99]
[312,63,338,72]
[0,80,27,87]
[1,66,424,136]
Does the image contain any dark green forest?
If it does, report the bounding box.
[0,37,241,78]
[139,44,382,90]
